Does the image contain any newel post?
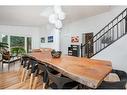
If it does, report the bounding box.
[81,43,83,57]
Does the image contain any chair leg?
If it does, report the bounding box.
[32,76,38,89]
[28,69,32,75]
[29,73,34,89]
[42,83,46,89]
[21,68,26,82]
[14,62,16,70]
[17,65,23,76]
[23,70,29,82]
[2,62,3,70]
[8,63,10,71]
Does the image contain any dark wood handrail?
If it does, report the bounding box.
[81,8,127,48]
[81,8,127,58]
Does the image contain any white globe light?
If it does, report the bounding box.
[55,20,62,29]
[54,6,62,14]
[48,14,58,24]
[58,11,65,20]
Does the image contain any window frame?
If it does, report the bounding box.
[1,34,32,53]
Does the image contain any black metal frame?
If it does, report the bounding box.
[81,8,127,58]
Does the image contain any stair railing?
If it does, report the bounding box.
[81,8,127,58]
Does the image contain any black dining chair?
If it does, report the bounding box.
[45,66,79,89]
[18,57,39,89]
[77,69,127,89]
[28,58,38,89]
[19,56,30,82]
[32,63,60,89]
[32,63,48,89]
[98,69,127,89]
[33,63,79,89]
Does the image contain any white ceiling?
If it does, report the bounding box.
[0,6,111,27]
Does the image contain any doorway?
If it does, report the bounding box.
[82,32,94,57]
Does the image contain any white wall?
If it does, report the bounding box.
[61,10,112,54]
[61,6,127,55]
[0,25,40,49]
[93,34,127,72]
[61,6,127,72]
[39,24,60,51]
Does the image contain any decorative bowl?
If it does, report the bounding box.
[51,50,62,58]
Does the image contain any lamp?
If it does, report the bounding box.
[48,14,57,24]
[48,6,65,29]
[54,6,62,14]
[58,11,65,20]
[55,20,62,29]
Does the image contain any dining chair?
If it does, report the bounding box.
[18,56,26,75]
[32,63,60,89]
[32,63,48,89]
[45,66,79,89]
[28,59,38,89]
[75,69,127,89]
[18,56,38,89]
[98,69,127,89]
[19,56,30,82]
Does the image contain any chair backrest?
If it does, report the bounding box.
[112,69,127,80]
[29,58,38,73]
[45,66,74,89]
[37,63,49,83]
[21,56,30,69]
[38,63,46,72]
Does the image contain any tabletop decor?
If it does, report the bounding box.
[51,49,62,58]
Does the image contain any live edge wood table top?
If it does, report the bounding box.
[27,52,112,89]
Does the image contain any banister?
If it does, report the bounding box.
[81,8,127,58]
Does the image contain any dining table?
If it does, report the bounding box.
[27,51,112,89]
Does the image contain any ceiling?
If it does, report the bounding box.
[0,6,111,27]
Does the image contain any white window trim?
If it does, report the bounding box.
[1,34,32,53]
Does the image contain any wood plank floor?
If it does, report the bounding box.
[0,61,43,89]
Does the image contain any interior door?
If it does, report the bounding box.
[85,33,94,56]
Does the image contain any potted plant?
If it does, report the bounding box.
[11,47,26,57]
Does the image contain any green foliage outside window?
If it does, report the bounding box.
[11,47,26,56]
[2,35,8,43]
[10,36,25,47]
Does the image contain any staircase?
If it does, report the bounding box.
[81,8,127,58]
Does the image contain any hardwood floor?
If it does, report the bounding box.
[0,61,43,89]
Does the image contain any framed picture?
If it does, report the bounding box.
[71,36,79,43]
[41,37,45,43]
[48,36,53,43]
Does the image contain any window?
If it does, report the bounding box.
[10,36,25,49]
[2,34,8,43]
[0,34,32,53]
[27,37,32,53]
